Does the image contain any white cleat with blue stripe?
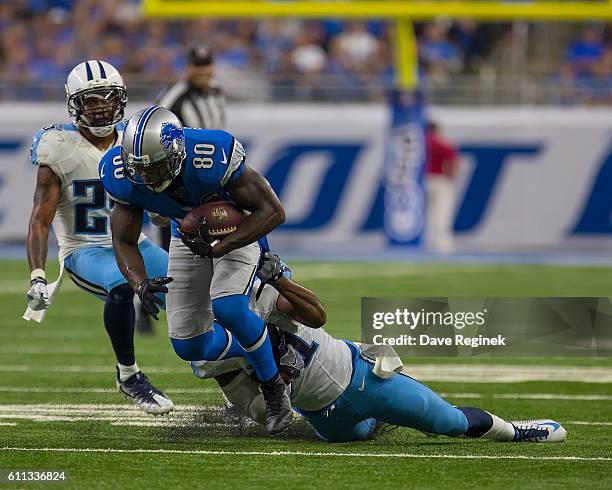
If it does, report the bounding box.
[510,419,567,443]
[116,368,174,415]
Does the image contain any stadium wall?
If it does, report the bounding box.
[1,103,611,252]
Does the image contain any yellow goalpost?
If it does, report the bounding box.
[142,1,612,89]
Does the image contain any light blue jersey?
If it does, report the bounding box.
[30,121,168,300]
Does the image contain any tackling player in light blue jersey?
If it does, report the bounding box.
[194,253,567,444]
[99,106,293,434]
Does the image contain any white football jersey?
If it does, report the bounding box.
[193,282,354,412]
[31,122,124,261]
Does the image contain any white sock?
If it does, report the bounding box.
[481,412,515,442]
[118,363,140,382]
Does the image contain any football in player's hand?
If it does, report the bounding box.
[180,200,245,239]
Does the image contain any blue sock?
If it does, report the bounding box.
[171,322,246,361]
[458,407,493,437]
[212,294,278,382]
[104,284,136,366]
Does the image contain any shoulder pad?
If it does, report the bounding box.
[99,146,134,201]
[30,123,78,166]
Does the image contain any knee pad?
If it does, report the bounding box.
[107,283,134,304]
[171,332,224,362]
[212,295,251,326]
[171,336,203,361]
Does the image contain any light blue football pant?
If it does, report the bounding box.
[301,345,469,442]
[64,239,168,302]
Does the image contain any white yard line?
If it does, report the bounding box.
[0,422,17,426]
[0,447,610,462]
[0,386,216,394]
[0,404,226,427]
[1,364,611,382]
[0,404,610,429]
[1,386,610,400]
[438,393,612,401]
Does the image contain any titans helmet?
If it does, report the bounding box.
[65,60,127,138]
[121,106,186,193]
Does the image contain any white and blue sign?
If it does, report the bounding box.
[1,103,612,251]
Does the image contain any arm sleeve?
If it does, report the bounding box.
[221,371,267,425]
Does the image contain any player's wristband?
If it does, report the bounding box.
[30,269,46,282]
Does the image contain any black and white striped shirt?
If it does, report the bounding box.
[157,80,226,130]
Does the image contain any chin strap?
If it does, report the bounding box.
[87,125,115,137]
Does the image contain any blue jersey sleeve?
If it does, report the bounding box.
[99,146,138,206]
[185,128,246,191]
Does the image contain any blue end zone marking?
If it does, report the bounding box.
[85,61,93,81]
[97,60,106,78]
[133,106,158,157]
[0,141,21,151]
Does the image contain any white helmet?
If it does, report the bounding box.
[65,60,127,137]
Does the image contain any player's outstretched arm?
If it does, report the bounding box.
[274,277,327,328]
[111,202,172,320]
[111,202,147,289]
[27,166,61,272]
[212,165,285,258]
[26,166,61,310]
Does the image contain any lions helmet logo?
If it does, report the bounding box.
[160,122,184,152]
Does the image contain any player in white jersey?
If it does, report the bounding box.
[192,253,567,444]
[25,60,173,414]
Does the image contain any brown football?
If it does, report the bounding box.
[180,200,245,239]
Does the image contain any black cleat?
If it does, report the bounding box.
[116,368,174,415]
[260,374,293,435]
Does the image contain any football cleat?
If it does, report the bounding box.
[510,419,567,443]
[116,368,174,415]
[260,374,293,435]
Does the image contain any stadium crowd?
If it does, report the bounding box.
[0,0,610,103]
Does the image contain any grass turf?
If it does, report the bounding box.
[0,260,611,489]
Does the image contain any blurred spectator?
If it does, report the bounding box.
[419,22,463,84]
[292,34,326,74]
[1,1,599,104]
[425,121,459,254]
[565,25,605,78]
[331,21,379,74]
[575,48,612,104]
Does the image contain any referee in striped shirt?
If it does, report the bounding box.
[158,42,226,132]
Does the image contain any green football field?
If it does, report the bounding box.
[1,260,611,489]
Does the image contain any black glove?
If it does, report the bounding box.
[277,332,305,383]
[255,252,292,300]
[137,277,173,320]
[178,218,214,257]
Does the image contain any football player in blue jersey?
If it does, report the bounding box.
[99,106,293,434]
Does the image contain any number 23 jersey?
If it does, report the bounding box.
[31,123,126,261]
[98,128,246,227]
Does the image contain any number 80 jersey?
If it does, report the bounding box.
[98,128,246,225]
[31,123,125,261]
